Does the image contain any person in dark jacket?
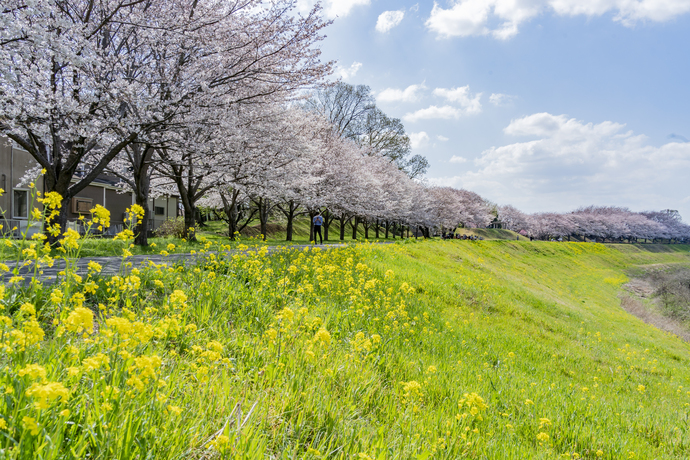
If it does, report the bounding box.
[313,212,324,244]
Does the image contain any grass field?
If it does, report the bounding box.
[2,237,690,459]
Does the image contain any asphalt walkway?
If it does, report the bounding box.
[2,243,347,285]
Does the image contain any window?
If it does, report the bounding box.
[71,197,93,214]
[13,190,28,218]
[155,206,165,216]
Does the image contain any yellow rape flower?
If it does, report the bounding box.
[22,416,39,436]
[87,261,102,273]
[129,355,162,380]
[39,192,62,210]
[127,204,146,221]
[66,367,81,378]
[23,318,45,344]
[64,307,94,334]
[83,353,110,372]
[106,317,133,338]
[83,281,98,294]
[206,341,224,353]
[90,204,111,229]
[314,328,331,345]
[61,228,81,250]
[25,381,69,409]
[401,380,423,403]
[114,229,134,241]
[19,302,36,317]
[18,364,47,381]
[71,292,86,308]
[211,434,230,452]
[265,328,278,342]
[169,290,187,306]
[50,289,64,305]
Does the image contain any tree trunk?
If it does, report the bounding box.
[385,221,389,239]
[183,205,196,240]
[134,191,150,246]
[309,210,316,243]
[257,197,270,241]
[323,209,335,241]
[375,219,380,239]
[339,215,348,241]
[351,216,359,240]
[364,221,369,240]
[278,200,300,242]
[129,145,154,246]
[223,192,240,240]
[173,158,199,242]
[286,210,294,241]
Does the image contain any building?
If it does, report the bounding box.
[0,137,179,237]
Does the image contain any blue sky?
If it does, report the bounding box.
[297,0,690,220]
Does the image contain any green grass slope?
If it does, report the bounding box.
[4,238,690,459]
[454,228,521,240]
[363,240,690,459]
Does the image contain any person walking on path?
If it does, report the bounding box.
[313,211,324,244]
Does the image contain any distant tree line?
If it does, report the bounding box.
[499,206,689,243]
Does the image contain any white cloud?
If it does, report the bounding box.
[450,155,467,163]
[438,135,450,141]
[433,86,483,114]
[489,93,514,106]
[503,112,625,138]
[425,0,690,40]
[377,83,426,103]
[409,132,430,149]
[296,0,370,19]
[337,62,363,80]
[410,4,420,13]
[430,112,690,219]
[403,105,462,122]
[428,175,463,187]
[376,10,405,33]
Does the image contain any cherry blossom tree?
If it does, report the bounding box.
[1,0,332,242]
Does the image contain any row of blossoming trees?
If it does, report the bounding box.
[0,0,495,245]
[499,206,690,243]
[1,1,686,246]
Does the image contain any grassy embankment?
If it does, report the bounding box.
[2,238,690,458]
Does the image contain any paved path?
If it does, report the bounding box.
[2,243,347,285]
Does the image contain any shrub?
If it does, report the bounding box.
[154,217,186,238]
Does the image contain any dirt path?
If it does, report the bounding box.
[620,265,690,342]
